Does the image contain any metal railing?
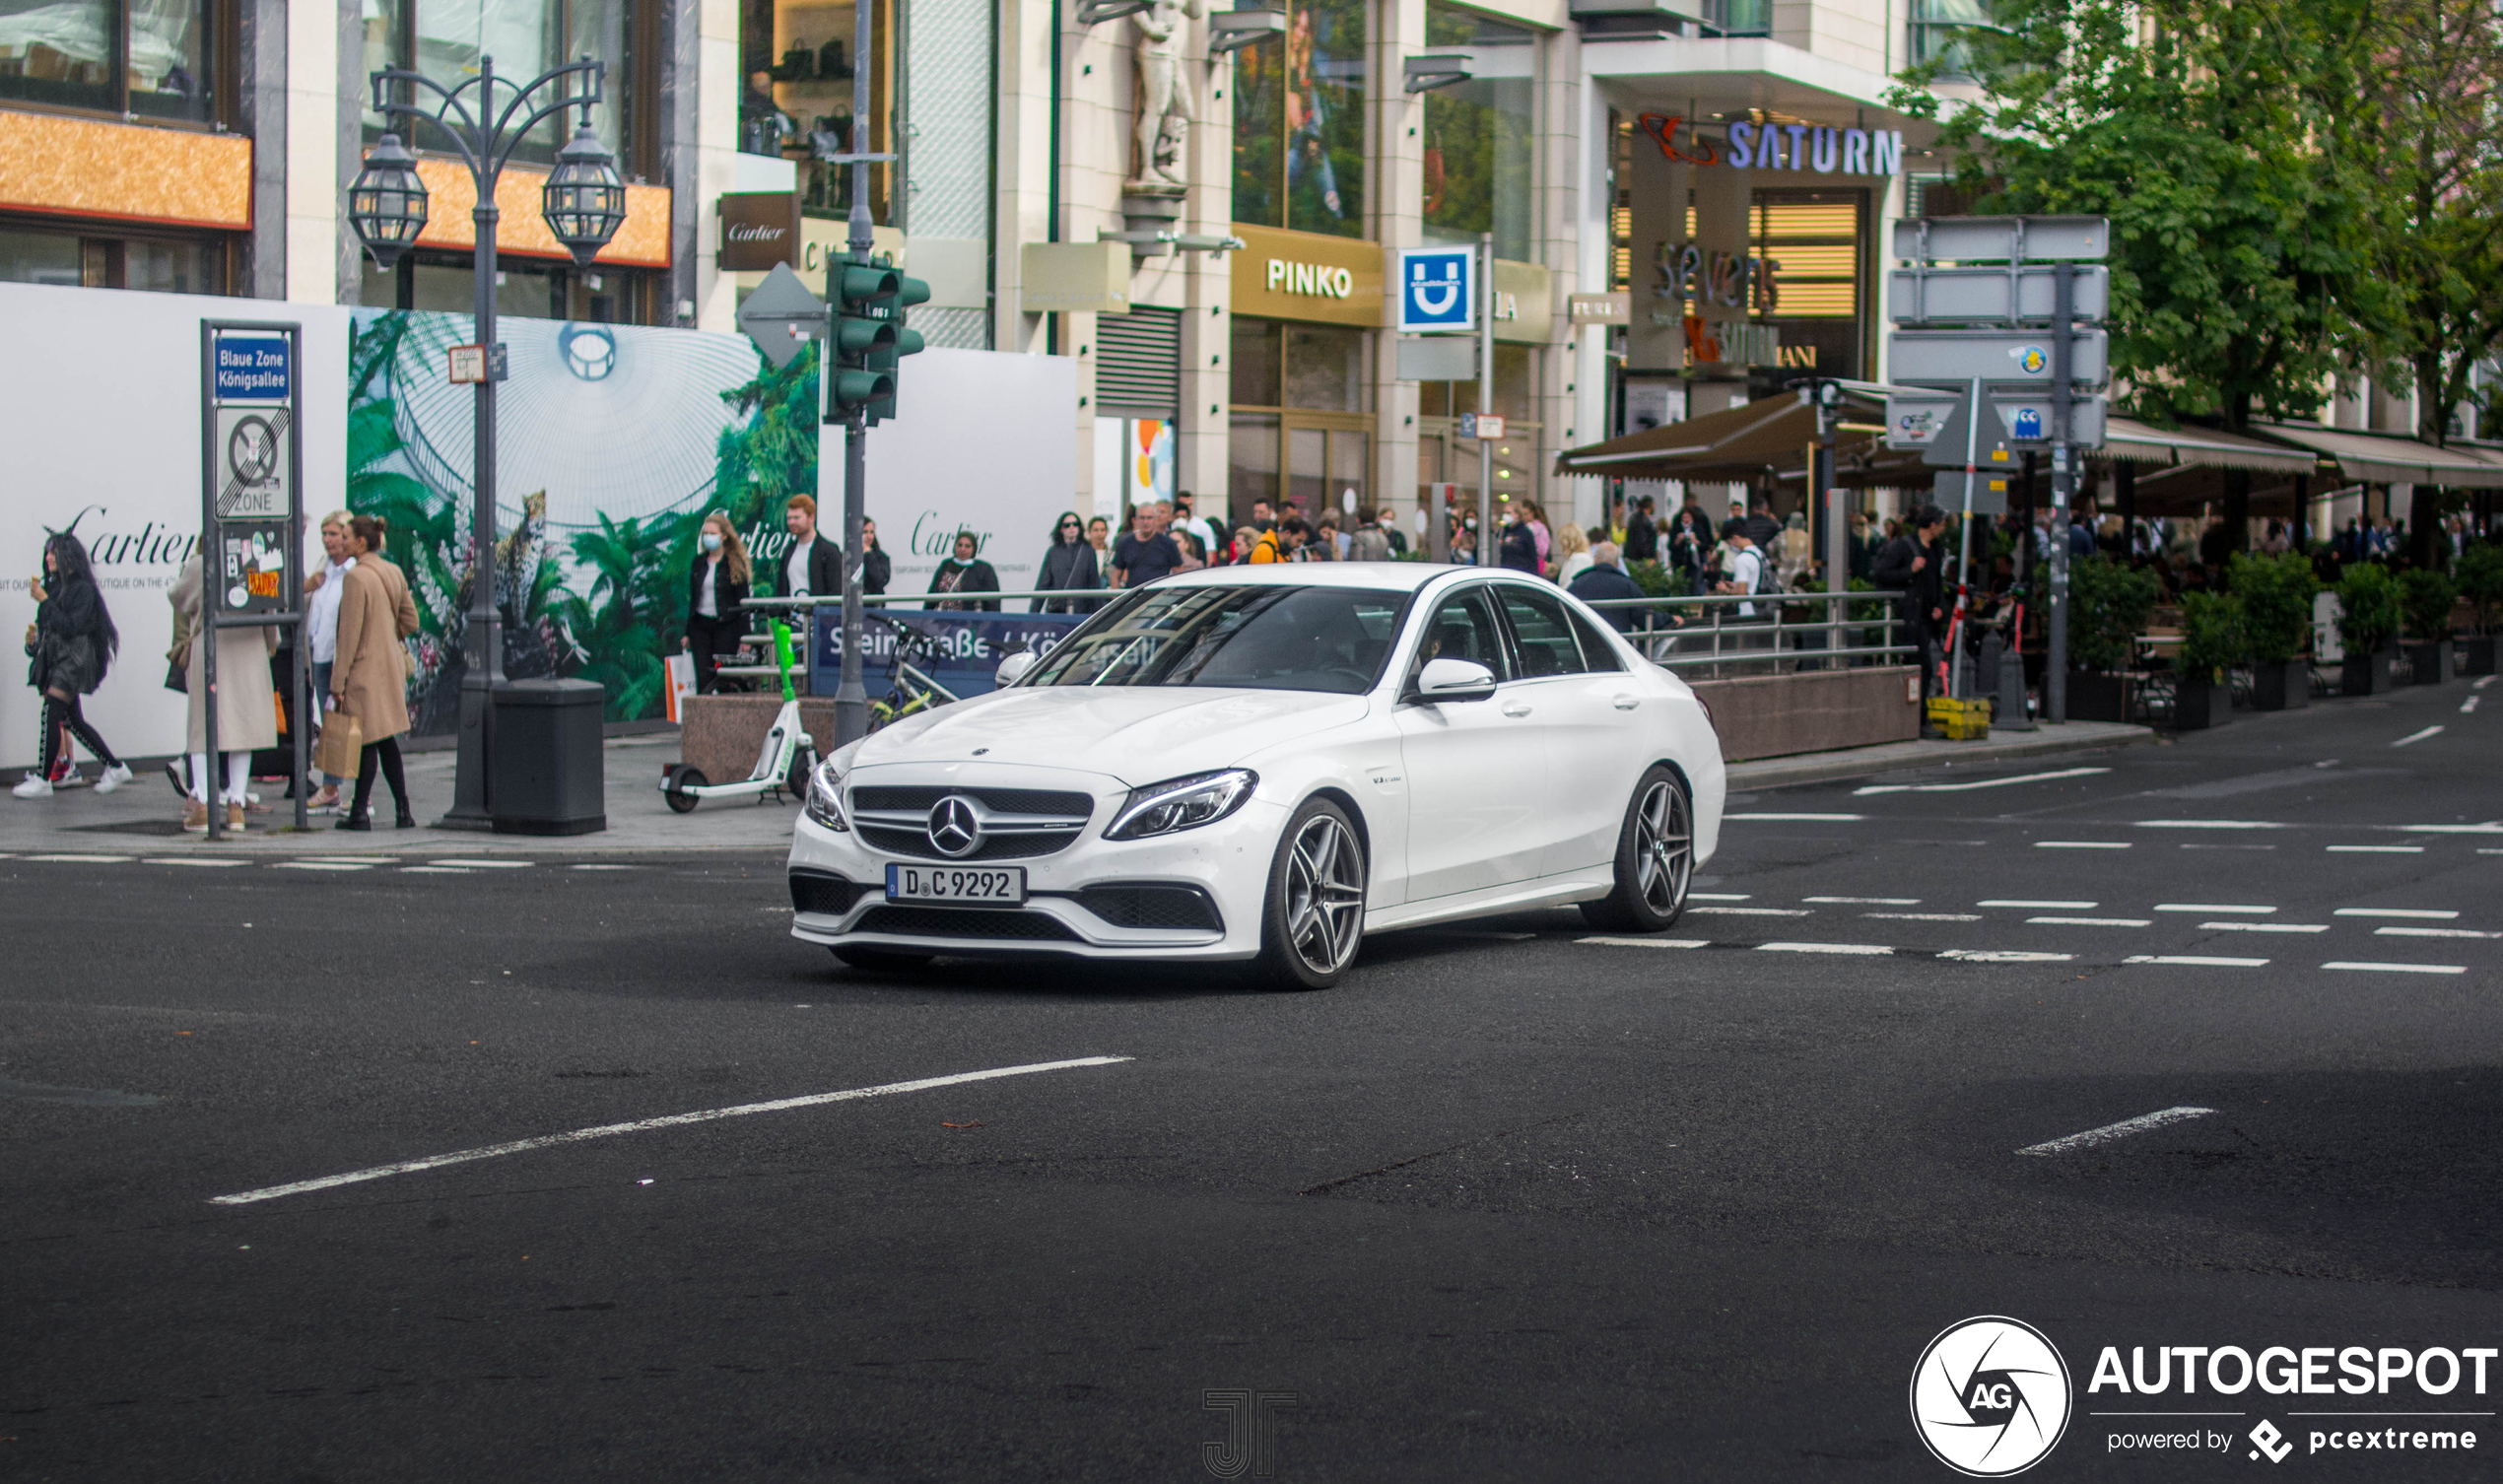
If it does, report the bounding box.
[1579,590,1914,679]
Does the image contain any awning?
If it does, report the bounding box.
[2251,422,2503,489]
[1553,392,1921,485]
[2102,417,2317,476]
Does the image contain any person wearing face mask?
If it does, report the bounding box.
[1035,509,1101,613]
[683,511,752,695]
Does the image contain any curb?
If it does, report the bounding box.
[1726,721,2159,791]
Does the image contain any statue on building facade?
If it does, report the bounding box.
[1129,0,1203,192]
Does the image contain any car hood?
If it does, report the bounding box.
[850,686,1373,786]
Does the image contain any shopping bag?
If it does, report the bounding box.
[313,709,364,779]
[663,650,698,722]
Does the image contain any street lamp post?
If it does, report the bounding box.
[347,55,625,828]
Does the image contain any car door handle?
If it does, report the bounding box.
[1502,702,1532,717]
[1612,695,1641,710]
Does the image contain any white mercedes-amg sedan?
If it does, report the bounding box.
[786,564,1725,988]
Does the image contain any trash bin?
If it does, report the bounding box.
[490,678,606,835]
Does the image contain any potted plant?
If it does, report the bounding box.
[2065,555,2160,721]
[2455,543,2502,676]
[2227,551,2315,709]
[2398,568,2458,684]
[2173,591,2243,729]
[2334,563,2404,695]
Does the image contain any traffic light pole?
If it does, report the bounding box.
[831,0,876,750]
[2047,264,2072,724]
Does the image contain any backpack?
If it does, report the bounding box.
[1753,548,1783,596]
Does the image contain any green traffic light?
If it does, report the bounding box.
[834,316,896,354]
[838,263,900,304]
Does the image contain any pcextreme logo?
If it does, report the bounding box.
[1912,1316,2074,1476]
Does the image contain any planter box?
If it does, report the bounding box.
[2461,636,2498,677]
[2404,640,2454,686]
[2250,659,2309,711]
[2339,645,2402,696]
[2172,676,2232,730]
[2065,671,2134,723]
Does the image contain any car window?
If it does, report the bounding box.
[1566,607,1626,672]
[1405,585,1512,690]
[1495,585,1590,677]
[1023,584,1410,694]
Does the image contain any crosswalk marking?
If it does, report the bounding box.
[2027,916,2151,927]
[2322,961,2467,975]
[2198,921,2328,934]
[2155,904,2274,914]
[1755,941,1893,955]
[2334,908,2458,919]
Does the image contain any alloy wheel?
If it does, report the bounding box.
[1634,779,1692,917]
[1284,814,1365,976]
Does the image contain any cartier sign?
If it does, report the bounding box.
[718,191,802,272]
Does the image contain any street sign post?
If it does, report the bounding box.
[1887,327,2108,387]
[199,321,308,840]
[1886,392,2106,451]
[1396,246,1475,333]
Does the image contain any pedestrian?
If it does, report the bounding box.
[1250,500,1276,532]
[856,516,892,595]
[1874,504,1949,715]
[329,513,420,831]
[14,530,130,799]
[1496,506,1539,574]
[1112,504,1184,586]
[682,511,752,695]
[928,530,1000,611]
[1522,499,1552,573]
[1623,496,1658,563]
[1248,515,1310,563]
[1086,515,1111,569]
[1377,506,1410,557]
[1778,510,1812,587]
[1348,510,1392,562]
[1035,509,1102,613]
[1568,540,1646,631]
[301,509,357,811]
[171,550,279,833]
[1307,509,1342,561]
[1173,493,1219,561]
[1230,525,1259,564]
[780,495,842,598]
[1847,510,1877,582]
[1554,523,1593,587]
[1714,521,1768,619]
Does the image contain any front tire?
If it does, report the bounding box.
[1579,767,1694,932]
[663,765,706,814]
[833,946,934,972]
[1253,798,1367,990]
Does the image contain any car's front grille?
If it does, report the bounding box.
[856,826,1076,861]
[849,784,1098,861]
[1075,884,1224,932]
[852,907,1081,942]
[852,786,1095,816]
[788,870,864,915]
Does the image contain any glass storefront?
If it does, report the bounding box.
[364,0,643,170]
[1420,3,1535,262]
[1230,315,1374,519]
[362,250,653,321]
[0,221,226,292]
[1232,0,1365,238]
[1749,188,1866,378]
[0,0,216,122]
[1416,343,1540,512]
[739,0,896,226]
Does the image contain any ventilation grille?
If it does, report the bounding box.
[789,871,865,915]
[853,907,1081,941]
[1095,304,1184,419]
[1076,884,1224,932]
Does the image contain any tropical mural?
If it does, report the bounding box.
[344,308,814,726]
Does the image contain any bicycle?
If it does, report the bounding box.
[866,612,963,731]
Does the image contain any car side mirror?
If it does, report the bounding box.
[994,650,1039,686]
[1416,657,1497,702]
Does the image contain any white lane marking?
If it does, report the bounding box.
[208,1056,1134,1205]
[2037,841,2131,849]
[1939,949,2074,963]
[274,861,372,872]
[1983,899,2097,909]
[2464,696,2480,713]
[1688,906,1812,916]
[572,863,643,870]
[1755,941,1893,955]
[1688,892,1752,901]
[2393,725,2445,748]
[2394,822,2503,834]
[2480,677,2497,690]
[2334,908,2459,919]
[429,858,535,868]
[2126,955,2268,967]
[1807,896,1920,905]
[1868,912,1984,921]
[2481,848,2503,855]
[2155,904,2276,914]
[2018,1106,2216,1156]
[2330,844,2423,853]
[402,866,471,875]
[1854,766,2110,796]
[19,853,132,862]
[1578,936,1708,949]
[2135,820,2287,830]
[1724,813,1863,822]
[2027,916,2152,927]
[2199,921,2329,933]
[2321,962,2467,976]
[144,857,250,867]
[2378,926,2503,939]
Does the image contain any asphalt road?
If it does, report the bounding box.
[3,675,2497,1481]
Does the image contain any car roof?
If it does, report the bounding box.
[1148,562,1546,595]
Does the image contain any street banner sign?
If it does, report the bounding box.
[1889,327,2108,388]
[1888,392,2107,451]
[737,262,830,370]
[1395,335,1477,381]
[1887,265,2109,325]
[1890,215,2108,263]
[1396,246,1474,333]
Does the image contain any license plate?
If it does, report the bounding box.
[885,863,1026,906]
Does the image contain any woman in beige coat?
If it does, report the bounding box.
[171,553,281,833]
[330,513,420,829]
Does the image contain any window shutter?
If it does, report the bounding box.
[1094,305,1183,419]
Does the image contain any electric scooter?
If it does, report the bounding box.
[661,620,816,813]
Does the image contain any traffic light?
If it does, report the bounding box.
[865,258,930,427]
[825,260,898,422]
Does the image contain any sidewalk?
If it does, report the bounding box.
[2,719,2157,857]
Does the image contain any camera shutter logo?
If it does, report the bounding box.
[927,796,982,857]
[1910,1315,2072,1476]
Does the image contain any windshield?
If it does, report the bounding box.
[1024,585,1411,694]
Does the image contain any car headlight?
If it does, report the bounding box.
[804,758,848,831]
[1104,769,1257,841]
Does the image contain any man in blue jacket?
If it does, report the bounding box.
[1568,541,1648,632]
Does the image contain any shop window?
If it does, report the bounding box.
[0,0,218,122]
[361,248,657,322]
[1283,323,1366,412]
[1230,413,1280,511]
[1700,0,1768,35]
[0,225,82,286]
[1418,344,1540,512]
[1908,0,1990,74]
[1231,0,1365,237]
[1419,4,1535,264]
[1231,315,1283,407]
[739,0,897,225]
[365,0,649,175]
[0,221,227,291]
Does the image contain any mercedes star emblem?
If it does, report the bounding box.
[926,795,981,857]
